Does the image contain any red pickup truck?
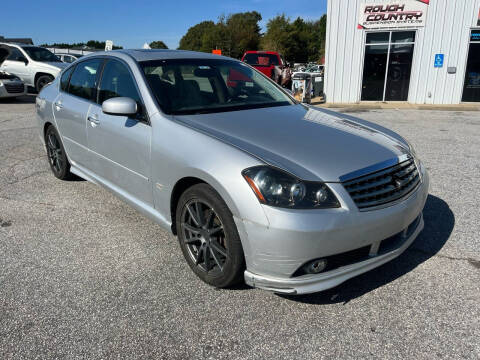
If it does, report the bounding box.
[241,51,289,85]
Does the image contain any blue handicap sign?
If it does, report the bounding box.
[434,54,444,68]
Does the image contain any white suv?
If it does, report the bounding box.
[0,43,67,92]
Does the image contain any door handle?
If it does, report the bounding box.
[88,115,100,124]
[54,101,63,110]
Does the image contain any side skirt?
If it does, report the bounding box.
[70,164,173,233]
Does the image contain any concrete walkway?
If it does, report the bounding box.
[311,99,480,111]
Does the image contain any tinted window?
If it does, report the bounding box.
[22,47,61,62]
[68,59,103,101]
[243,53,279,66]
[6,48,26,61]
[391,31,415,43]
[98,60,141,104]
[366,32,389,44]
[60,67,74,91]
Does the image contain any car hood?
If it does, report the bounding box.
[173,104,411,182]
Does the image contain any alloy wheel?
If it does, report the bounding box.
[181,200,228,274]
[46,132,64,174]
[37,78,50,91]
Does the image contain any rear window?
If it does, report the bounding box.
[243,53,279,66]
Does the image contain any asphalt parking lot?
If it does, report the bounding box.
[1,95,479,359]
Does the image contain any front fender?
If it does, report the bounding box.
[149,113,270,228]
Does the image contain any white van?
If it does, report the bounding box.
[0,43,67,92]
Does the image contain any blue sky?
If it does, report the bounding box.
[2,0,327,49]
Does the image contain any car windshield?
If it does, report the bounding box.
[141,59,294,115]
[243,53,279,66]
[23,47,61,62]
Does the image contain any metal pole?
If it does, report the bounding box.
[382,32,392,102]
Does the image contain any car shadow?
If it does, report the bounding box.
[0,95,36,104]
[66,174,86,182]
[278,194,454,304]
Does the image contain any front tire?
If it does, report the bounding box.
[45,125,73,180]
[176,184,245,288]
[36,75,54,92]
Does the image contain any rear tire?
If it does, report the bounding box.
[45,125,73,180]
[36,75,54,92]
[176,183,245,288]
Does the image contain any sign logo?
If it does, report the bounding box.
[434,54,444,68]
[105,40,113,51]
[358,1,429,29]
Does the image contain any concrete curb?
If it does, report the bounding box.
[312,101,480,111]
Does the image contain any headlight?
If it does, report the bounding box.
[242,166,340,209]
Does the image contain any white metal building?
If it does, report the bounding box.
[325,0,480,104]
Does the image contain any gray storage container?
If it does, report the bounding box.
[291,72,312,103]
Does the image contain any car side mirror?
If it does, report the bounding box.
[20,57,28,65]
[102,97,138,116]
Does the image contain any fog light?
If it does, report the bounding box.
[304,258,328,274]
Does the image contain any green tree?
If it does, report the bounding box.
[260,14,326,63]
[86,40,122,50]
[149,41,168,49]
[177,12,326,62]
[178,21,218,51]
[260,14,291,54]
[178,12,262,58]
[221,11,262,58]
[39,41,122,50]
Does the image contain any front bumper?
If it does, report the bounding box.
[0,82,27,98]
[237,164,429,295]
[244,213,423,294]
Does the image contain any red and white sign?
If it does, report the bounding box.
[358,1,429,29]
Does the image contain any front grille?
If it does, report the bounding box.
[343,157,420,210]
[4,83,25,94]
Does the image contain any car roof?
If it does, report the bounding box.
[101,49,235,62]
[0,43,40,49]
[243,51,279,55]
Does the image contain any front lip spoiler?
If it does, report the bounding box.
[244,213,424,295]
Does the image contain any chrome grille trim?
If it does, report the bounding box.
[342,157,420,210]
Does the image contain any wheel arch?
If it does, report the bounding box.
[34,72,54,88]
[169,177,206,235]
[43,121,54,138]
[169,173,242,235]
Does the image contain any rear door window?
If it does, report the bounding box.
[67,59,103,101]
[6,47,26,62]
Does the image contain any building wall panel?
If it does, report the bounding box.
[325,0,480,104]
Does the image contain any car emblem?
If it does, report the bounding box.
[392,175,402,189]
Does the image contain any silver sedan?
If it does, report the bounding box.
[35,50,429,294]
